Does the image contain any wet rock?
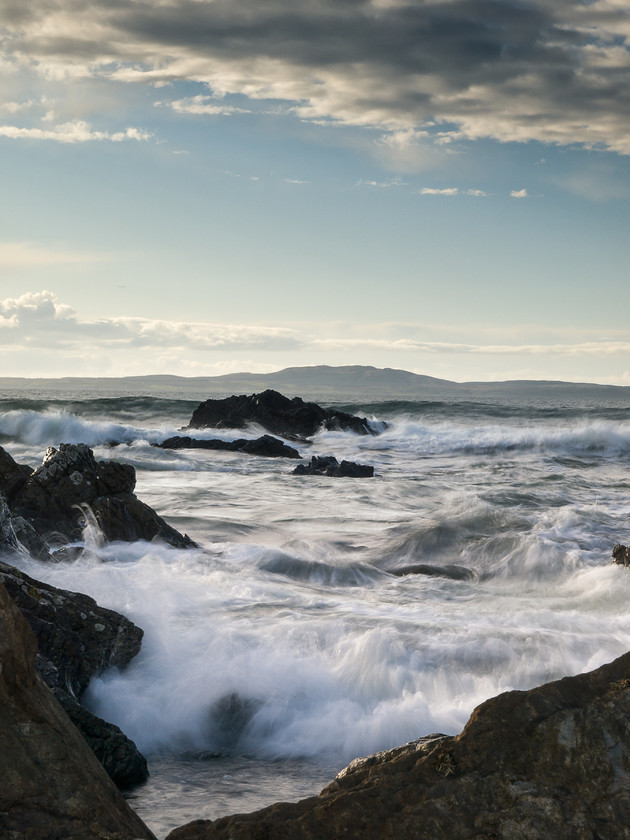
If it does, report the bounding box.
[613,543,630,567]
[10,514,51,560]
[92,493,195,548]
[0,444,33,504]
[0,494,19,552]
[0,581,155,840]
[292,455,374,478]
[187,390,377,439]
[0,560,149,786]
[159,434,301,459]
[4,442,194,548]
[53,688,149,787]
[0,560,143,698]
[166,650,630,840]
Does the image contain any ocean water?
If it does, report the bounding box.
[2,387,630,837]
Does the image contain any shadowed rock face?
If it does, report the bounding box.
[166,651,630,840]
[0,581,155,840]
[187,390,377,439]
[0,442,195,549]
[0,559,149,787]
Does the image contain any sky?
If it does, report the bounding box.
[1,0,629,385]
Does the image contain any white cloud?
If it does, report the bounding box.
[157,95,251,116]
[510,188,528,199]
[0,119,152,143]
[419,187,459,196]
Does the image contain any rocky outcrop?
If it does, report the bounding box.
[159,434,301,459]
[0,581,155,840]
[613,544,630,567]
[0,560,143,697]
[187,390,377,439]
[0,559,149,786]
[1,442,195,549]
[53,687,149,788]
[166,650,630,840]
[292,455,374,478]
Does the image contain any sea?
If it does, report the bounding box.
[2,383,630,838]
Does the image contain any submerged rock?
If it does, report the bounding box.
[613,543,630,567]
[292,455,374,478]
[0,442,195,549]
[390,563,477,581]
[187,389,377,439]
[159,434,301,459]
[0,581,155,840]
[0,560,149,786]
[166,650,630,840]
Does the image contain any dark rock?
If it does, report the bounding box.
[159,434,301,459]
[0,560,149,787]
[5,442,194,548]
[292,455,374,478]
[390,563,477,581]
[53,687,149,787]
[613,543,630,567]
[0,494,20,552]
[0,581,155,840]
[10,514,51,560]
[0,444,33,504]
[0,560,143,698]
[92,493,195,548]
[187,389,377,439]
[166,650,630,840]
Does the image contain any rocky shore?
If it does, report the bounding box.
[1,391,630,838]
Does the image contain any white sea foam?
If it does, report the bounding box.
[6,391,630,828]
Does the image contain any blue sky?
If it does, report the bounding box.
[1,0,629,383]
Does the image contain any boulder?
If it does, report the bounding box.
[2,442,195,548]
[0,581,155,840]
[613,544,630,567]
[159,434,301,459]
[0,560,149,786]
[292,455,374,478]
[166,650,630,840]
[187,390,377,439]
[0,559,143,698]
[53,687,149,788]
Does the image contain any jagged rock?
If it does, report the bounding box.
[0,445,33,504]
[187,390,377,439]
[166,650,630,840]
[0,581,155,840]
[91,493,195,547]
[0,494,19,552]
[292,455,374,478]
[2,442,194,548]
[613,544,630,567]
[53,687,149,787]
[0,560,143,697]
[10,514,51,560]
[159,434,301,459]
[0,560,149,786]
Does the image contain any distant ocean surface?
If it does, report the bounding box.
[2,384,630,838]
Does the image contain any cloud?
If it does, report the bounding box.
[419,187,487,196]
[510,188,528,198]
[2,0,630,155]
[156,95,251,116]
[0,242,104,268]
[0,119,151,143]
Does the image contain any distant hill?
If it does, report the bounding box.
[1,366,629,403]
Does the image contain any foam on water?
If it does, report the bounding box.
[4,389,630,834]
